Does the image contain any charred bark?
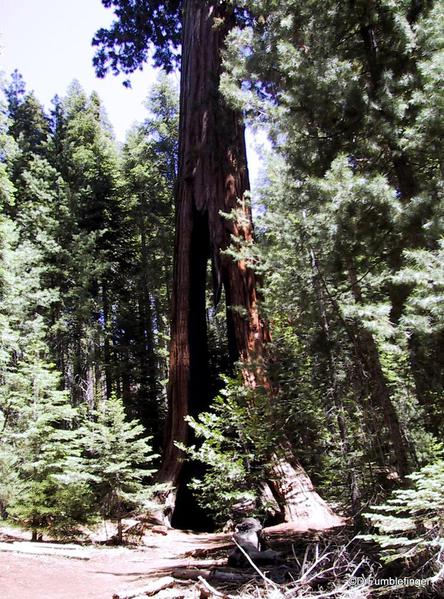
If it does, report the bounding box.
[158,0,341,529]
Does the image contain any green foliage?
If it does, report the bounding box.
[7,362,94,540]
[180,377,274,525]
[220,0,443,511]
[0,203,94,538]
[81,394,158,536]
[0,446,20,519]
[0,75,171,539]
[112,74,177,435]
[1,70,177,431]
[92,1,182,78]
[362,460,444,567]
[396,240,444,334]
[1,0,443,543]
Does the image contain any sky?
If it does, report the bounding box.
[0,0,168,140]
[0,0,263,184]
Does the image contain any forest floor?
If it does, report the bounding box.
[0,523,231,599]
[0,522,349,599]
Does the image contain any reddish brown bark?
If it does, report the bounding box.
[158,0,341,529]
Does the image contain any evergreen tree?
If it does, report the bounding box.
[0,213,92,540]
[0,95,19,518]
[220,0,443,507]
[46,81,122,405]
[5,71,49,163]
[118,74,177,441]
[1,81,93,538]
[363,459,444,576]
[0,0,440,550]
[7,359,93,540]
[80,394,158,543]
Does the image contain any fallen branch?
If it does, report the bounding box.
[197,575,234,598]
[172,568,212,580]
[233,539,280,591]
[210,570,257,583]
[112,576,176,599]
[172,567,254,584]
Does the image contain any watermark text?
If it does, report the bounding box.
[350,576,428,588]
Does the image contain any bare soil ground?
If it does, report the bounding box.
[0,525,231,599]
[0,522,342,599]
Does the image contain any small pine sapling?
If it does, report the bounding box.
[81,394,158,543]
[362,460,444,584]
[8,357,94,540]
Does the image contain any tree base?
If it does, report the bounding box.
[268,452,344,529]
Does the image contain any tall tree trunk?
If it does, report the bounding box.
[158,0,341,529]
[102,281,113,399]
[347,260,410,478]
[308,245,362,525]
[137,217,160,442]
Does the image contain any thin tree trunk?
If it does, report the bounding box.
[102,281,113,399]
[308,246,362,524]
[116,516,123,545]
[158,0,341,529]
[137,217,160,439]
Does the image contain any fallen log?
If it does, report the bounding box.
[172,567,257,584]
[210,569,257,584]
[172,568,212,581]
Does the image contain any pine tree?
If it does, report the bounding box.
[0,84,94,538]
[363,460,444,574]
[221,0,443,505]
[0,215,92,540]
[8,358,93,540]
[80,394,158,543]
[46,81,122,405]
[117,74,178,441]
[0,95,19,519]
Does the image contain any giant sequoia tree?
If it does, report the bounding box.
[94,0,341,528]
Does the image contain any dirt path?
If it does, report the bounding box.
[0,522,344,599]
[0,528,230,599]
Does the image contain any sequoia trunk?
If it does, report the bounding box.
[158,0,341,529]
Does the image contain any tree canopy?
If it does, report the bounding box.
[92,0,182,79]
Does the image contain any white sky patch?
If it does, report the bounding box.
[0,0,157,141]
[0,0,263,184]
[245,127,271,196]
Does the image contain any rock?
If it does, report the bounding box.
[228,517,282,567]
[233,518,262,552]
